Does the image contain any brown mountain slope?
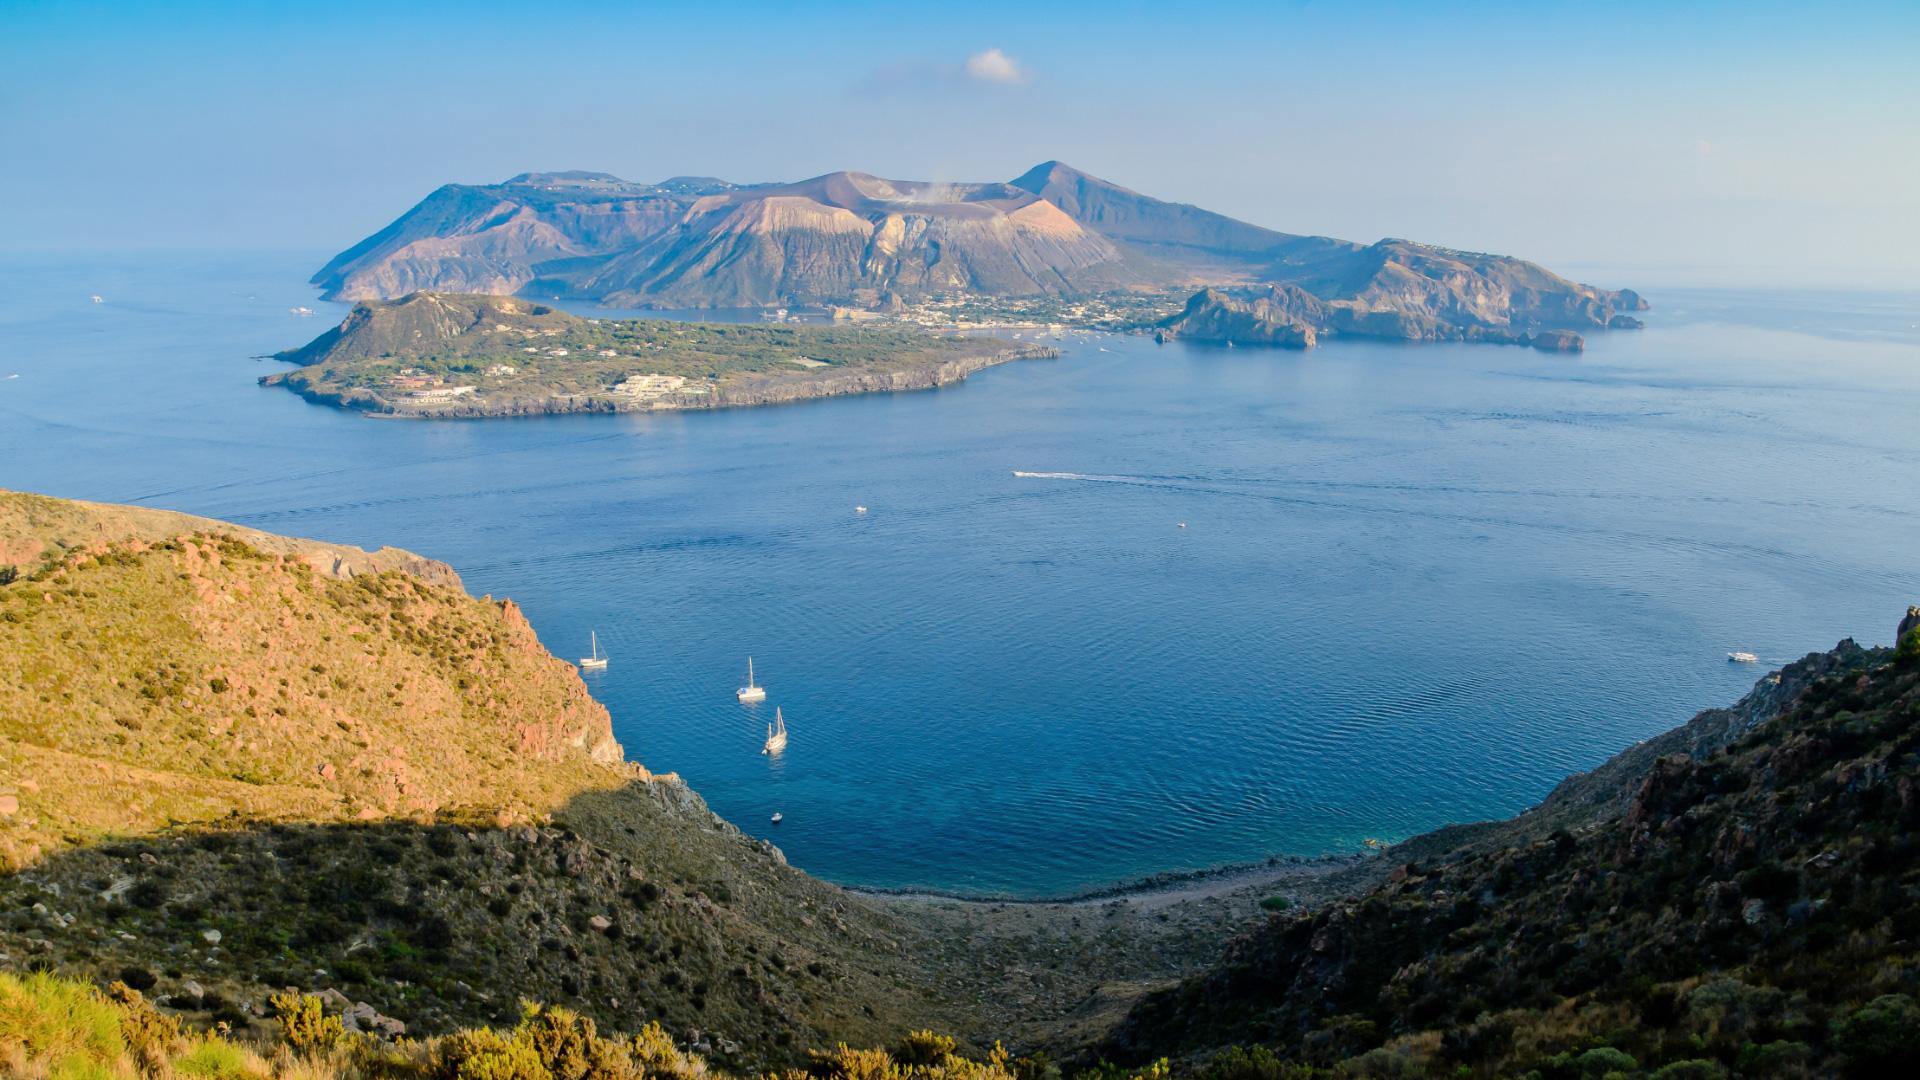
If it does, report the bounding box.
[0,491,967,1064]
[310,164,1642,349]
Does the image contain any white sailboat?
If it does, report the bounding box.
[579,631,608,670]
[736,657,766,702]
[762,707,788,755]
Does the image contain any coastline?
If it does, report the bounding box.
[852,850,1371,908]
[263,343,1060,419]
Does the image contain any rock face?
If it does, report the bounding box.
[313,164,1643,345]
[1157,287,1319,349]
[1156,239,1646,351]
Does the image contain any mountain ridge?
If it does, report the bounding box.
[312,163,1645,344]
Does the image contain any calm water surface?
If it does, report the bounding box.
[4,254,1917,896]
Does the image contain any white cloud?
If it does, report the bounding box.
[963,48,1026,85]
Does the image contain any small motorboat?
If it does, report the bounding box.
[1177,522,1187,528]
[770,812,784,825]
[579,630,609,670]
[855,505,868,514]
[1728,651,1759,664]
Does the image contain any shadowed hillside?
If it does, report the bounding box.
[1108,612,1920,1077]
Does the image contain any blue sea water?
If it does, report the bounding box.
[4,253,1918,897]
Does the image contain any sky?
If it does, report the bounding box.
[3,0,1917,288]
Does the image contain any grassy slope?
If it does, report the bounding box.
[0,491,954,1067]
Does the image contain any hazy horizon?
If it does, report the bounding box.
[4,0,1917,289]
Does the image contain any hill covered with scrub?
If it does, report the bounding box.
[5,487,1920,1079]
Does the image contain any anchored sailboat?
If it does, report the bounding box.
[737,656,766,702]
[762,707,788,755]
[579,631,608,670]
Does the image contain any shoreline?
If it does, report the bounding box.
[263,341,1060,420]
[851,850,1372,908]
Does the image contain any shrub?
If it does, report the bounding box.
[1569,1047,1637,1077]
[1831,994,1920,1077]
[1196,1044,1315,1080]
[1259,896,1291,913]
[433,1027,554,1080]
[895,1030,958,1066]
[269,992,346,1057]
[1650,1060,1725,1080]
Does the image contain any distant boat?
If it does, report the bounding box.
[290,306,316,317]
[1728,651,1759,664]
[89,295,104,303]
[855,505,868,514]
[737,656,766,702]
[1177,522,1187,528]
[579,631,609,670]
[762,707,788,755]
[770,812,783,824]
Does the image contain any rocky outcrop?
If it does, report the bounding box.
[1528,328,1584,352]
[1156,287,1318,349]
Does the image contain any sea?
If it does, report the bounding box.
[4,252,1917,896]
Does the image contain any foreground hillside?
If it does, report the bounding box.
[262,293,1055,418]
[0,491,970,1064]
[8,488,1920,1079]
[1111,612,1920,1077]
[309,164,1643,345]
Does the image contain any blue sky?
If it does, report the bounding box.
[3,0,1916,286]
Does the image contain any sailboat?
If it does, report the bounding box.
[579,631,608,670]
[762,707,788,755]
[736,657,766,702]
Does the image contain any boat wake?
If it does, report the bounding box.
[1012,470,1135,482]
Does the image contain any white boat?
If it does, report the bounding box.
[855,505,868,514]
[1728,651,1759,664]
[89,295,104,303]
[770,812,784,824]
[579,631,609,670]
[762,707,788,755]
[736,656,766,702]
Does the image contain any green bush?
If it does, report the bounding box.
[1649,1060,1725,1080]
[1259,896,1291,913]
[1832,994,1920,1077]
[1196,1045,1315,1080]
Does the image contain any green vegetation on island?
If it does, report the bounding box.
[262,294,1056,418]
